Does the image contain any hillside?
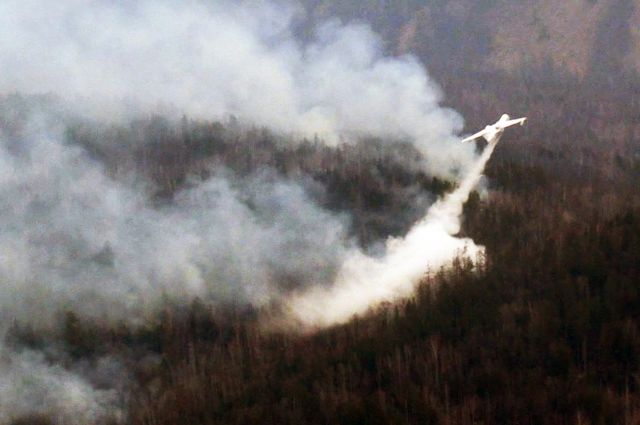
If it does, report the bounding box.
[296,0,640,81]
[4,103,637,424]
[2,1,640,424]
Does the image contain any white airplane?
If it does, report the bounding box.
[461,114,527,144]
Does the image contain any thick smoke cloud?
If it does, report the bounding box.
[0,102,350,328]
[0,343,122,425]
[0,0,474,176]
[0,98,353,423]
[0,0,487,422]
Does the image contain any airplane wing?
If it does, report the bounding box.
[497,117,527,128]
[461,129,488,143]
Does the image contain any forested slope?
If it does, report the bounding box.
[8,78,637,424]
[4,1,640,424]
[295,0,640,81]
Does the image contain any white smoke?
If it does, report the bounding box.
[0,343,122,425]
[285,142,496,328]
[0,105,350,328]
[0,0,491,422]
[0,99,354,423]
[0,0,475,176]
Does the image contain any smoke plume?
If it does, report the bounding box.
[0,97,355,423]
[0,101,351,328]
[0,343,122,425]
[285,143,496,328]
[0,0,475,176]
[0,0,492,422]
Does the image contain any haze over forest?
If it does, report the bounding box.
[0,1,639,424]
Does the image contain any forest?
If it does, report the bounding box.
[133,82,640,424]
[7,66,639,424]
[3,1,640,424]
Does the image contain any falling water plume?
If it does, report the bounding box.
[285,142,497,328]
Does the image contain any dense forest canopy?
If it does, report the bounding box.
[1,1,640,424]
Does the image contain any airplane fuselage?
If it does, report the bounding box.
[482,124,501,144]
